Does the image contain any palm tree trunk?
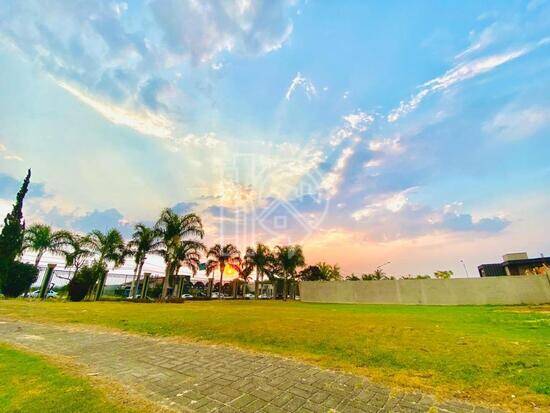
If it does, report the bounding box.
[34,250,44,268]
[254,270,260,299]
[218,266,224,299]
[173,267,181,298]
[129,262,139,298]
[133,262,144,299]
[207,277,213,298]
[283,274,288,301]
[161,264,171,299]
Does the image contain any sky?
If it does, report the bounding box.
[0,0,549,278]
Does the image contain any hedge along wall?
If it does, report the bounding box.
[300,275,550,305]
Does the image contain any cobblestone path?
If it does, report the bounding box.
[0,319,501,413]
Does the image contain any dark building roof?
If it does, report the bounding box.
[478,256,550,277]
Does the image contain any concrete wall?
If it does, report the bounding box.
[300,275,550,305]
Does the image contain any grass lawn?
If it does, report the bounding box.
[0,300,548,411]
[0,342,160,413]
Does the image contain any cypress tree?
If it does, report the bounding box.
[0,169,31,285]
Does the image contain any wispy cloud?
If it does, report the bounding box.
[321,146,354,198]
[483,105,550,140]
[285,72,317,100]
[368,136,404,154]
[0,142,23,161]
[330,110,374,146]
[388,38,549,122]
[56,80,175,140]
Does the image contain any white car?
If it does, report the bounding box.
[29,290,57,298]
[210,292,220,298]
[244,293,255,299]
[181,293,193,299]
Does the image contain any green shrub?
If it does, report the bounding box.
[68,262,105,302]
[0,261,38,297]
[147,283,162,299]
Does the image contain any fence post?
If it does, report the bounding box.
[39,264,56,300]
[142,273,151,299]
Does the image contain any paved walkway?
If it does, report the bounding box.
[0,319,500,413]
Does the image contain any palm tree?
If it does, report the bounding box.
[206,244,240,299]
[237,261,254,297]
[87,229,127,268]
[205,259,217,298]
[58,231,93,278]
[275,245,305,300]
[127,224,161,299]
[244,243,271,299]
[171,240,205,297]
[155,208,204,299]
[23,223,67,267]
[87,229,127,300]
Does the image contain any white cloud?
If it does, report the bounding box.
[56,80,175,140]
[352,189,413,221]
[454,24,499,60]
[285,72,317,100]
[0,0,296,145]
[150,0,295,64]
[364,159,383,168]
[321,146,354,198]
[388,38,549,122]
[483,106,550,140]
[343,110,375,132]
[0,141,23,161]
[330,110,374,146]
[368,136,404,154]
[3,155,24,161]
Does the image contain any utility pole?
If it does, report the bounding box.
[460,260,470,278]
[376,261,391,270]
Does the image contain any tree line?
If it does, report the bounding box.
[0,170,312,300]
[0,171,454,301]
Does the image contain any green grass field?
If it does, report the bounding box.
[0,343,157,413]
[0,300,548,411]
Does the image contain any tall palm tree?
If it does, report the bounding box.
[127,224,161,299]
[87,229,127,300]
[155,208,204,299]
[237,260,254,298]
[205,259,218,298]
[23,223,67,267]
[171,240,205,297]
[207,244,240,299]
[275,245,305,300]
[244,243,271,299]
[87,229,127,268]
[58,231,93,278]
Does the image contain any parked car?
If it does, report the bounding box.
[244,293,255,299]
[181,293,193,299]
[29,289,57,298]
[210,292,220,299]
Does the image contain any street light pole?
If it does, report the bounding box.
[460,260,470,278]
[376,261,391,270]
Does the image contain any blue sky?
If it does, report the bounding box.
[0,0,549,276]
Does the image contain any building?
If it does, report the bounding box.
[478,252,550,277]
